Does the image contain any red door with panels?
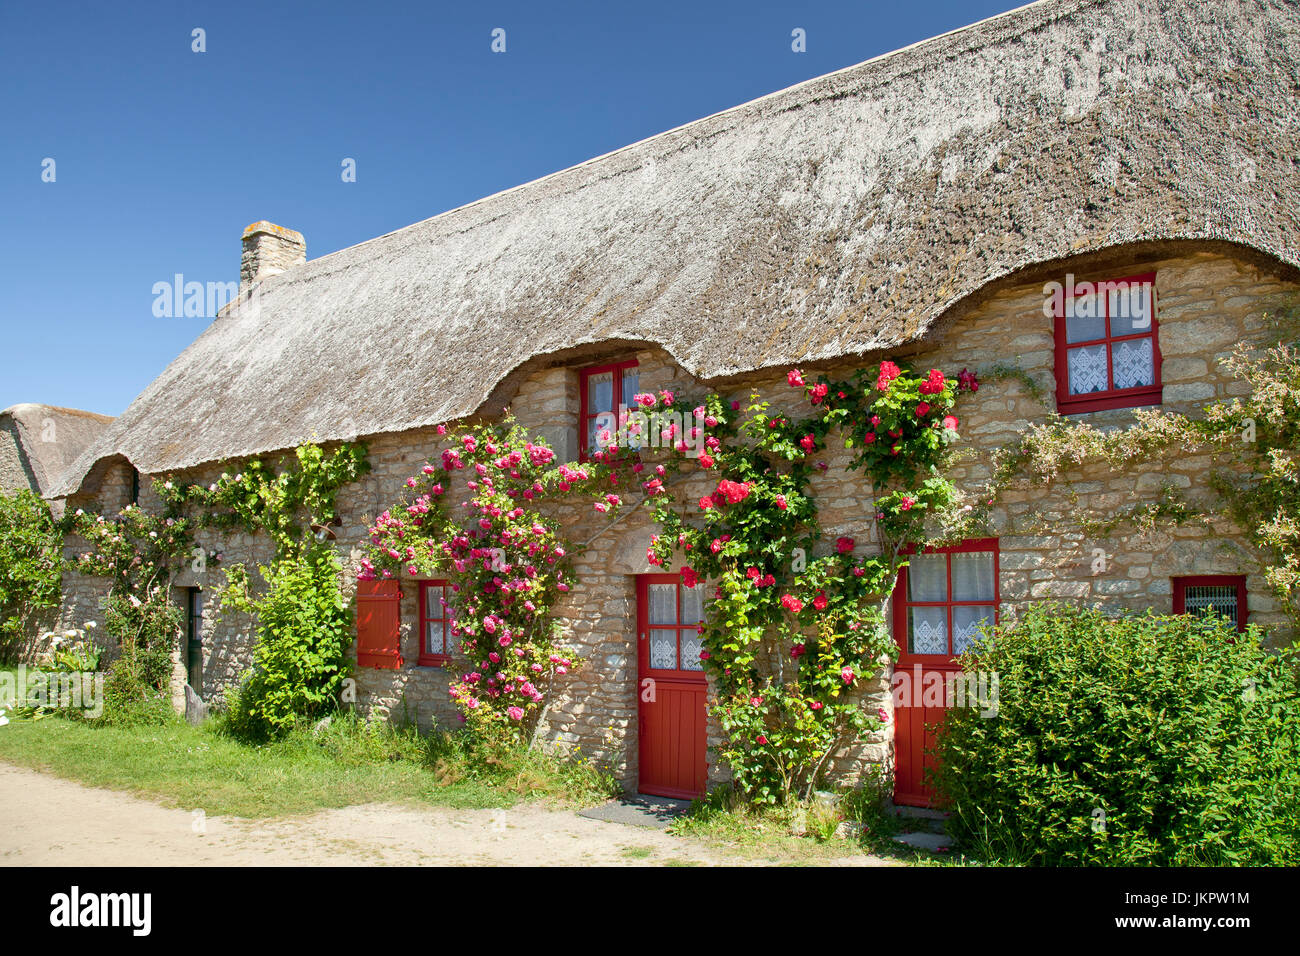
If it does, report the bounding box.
[636,573,708,799]
[891,538,999,807]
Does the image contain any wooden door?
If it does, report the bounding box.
[636,573,708,799]
[891,539,999,807]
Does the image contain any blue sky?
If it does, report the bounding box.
[0,0,1022,416]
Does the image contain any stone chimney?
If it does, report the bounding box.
[239,221,305,295]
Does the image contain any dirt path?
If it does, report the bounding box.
[0,763,894,866]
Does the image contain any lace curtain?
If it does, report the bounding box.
[907,551,996,655]
[1067,339,1154,395]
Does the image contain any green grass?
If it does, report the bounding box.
[0,710,617,818]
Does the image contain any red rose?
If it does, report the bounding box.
[835,536,855,553]
[799,434,816,452]
[809,383,828,404]
[698,452,715,468]
[787,369,805,388]
[698,496,714,510]
[916,402,931,417]
[780,594,804,613]
[864,431,876,443]
[775,494,788,510]
[813,592,828,611]
[680,567,698,588]
[943,415,959,431]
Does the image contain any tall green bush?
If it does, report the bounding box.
[0,489,63,660]
[220,548,354,741]
[933,603,1300,865]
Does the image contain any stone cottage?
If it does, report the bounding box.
[43,0,1300,804]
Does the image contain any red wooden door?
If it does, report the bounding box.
[636,573,708,799]
[891,539,998,807]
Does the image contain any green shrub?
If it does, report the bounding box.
[932,603,1300,865]
[100,641,176,726]
[0,489,63,661]
[219,549,353,741]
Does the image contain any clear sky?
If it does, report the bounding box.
[0,0,1024,416]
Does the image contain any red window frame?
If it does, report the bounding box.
[578,359,638,461]
[1172,575,1248,633]
[636,572,707,678]
[417,580,455,666]
[1053,271,1161,414]
[892,538,1000,662]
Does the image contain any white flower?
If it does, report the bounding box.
[85,621,97,630]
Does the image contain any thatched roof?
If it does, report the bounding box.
[53,0,1300,497]
[1,404,114,497]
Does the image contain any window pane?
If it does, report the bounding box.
[679,585,703,624]
[909,607,948,655]
[1109,284,1152,336]
[1065,293,1105,343]
[649,629,678,669]
[620,369,639,410]
[951,551,995,601]
[952,605,995,654]
[444,621,458,656]
[1111,337,1154,390]
[1067,344,1108,394]
[586,371,614,414]
[648,583,677,625]
[908,554,948,602]
[1184,586,1238,626]
[680,630,704,671]
[426,620,444,656]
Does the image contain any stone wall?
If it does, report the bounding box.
[54,247,1298,794]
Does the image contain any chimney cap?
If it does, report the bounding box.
[243,221,304,243]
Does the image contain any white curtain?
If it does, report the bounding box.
[909,608,947,654]
[649,629,677,669]
[1112,338,1154,389]
[951,552,995,601]
[952,605,994,654]
[1067,344,1108,394]
[679,632,703,671]
[647,583,676,625]
[908,554,947,602]
[679,586,703,624]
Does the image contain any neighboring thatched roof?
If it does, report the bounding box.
[53,0,1300,497]
[1,404,114,497]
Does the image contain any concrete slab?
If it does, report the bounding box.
[892,831,951,851]
[577,795,694,830]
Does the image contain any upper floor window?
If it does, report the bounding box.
[1173,575,1247,633]
[1053,272,1161,414]
[579,359,638,460]
[418,580,457,666]
[893,538,1000,659]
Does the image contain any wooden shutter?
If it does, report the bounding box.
[356,580,403,669]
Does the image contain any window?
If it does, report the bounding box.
[1053,272,1161,413]
[1173,575,1247,632]
[418,580,457,665]
[893,539,999,657]
[579,359,638,460]
[640,573,705,673]
[129,467,140,506]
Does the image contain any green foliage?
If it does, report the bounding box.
[219,548,354,741]
[167,442,370,556]
[646,363,974,803]
[933,603,1300,865]
[0,489,63,659]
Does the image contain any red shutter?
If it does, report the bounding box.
[356,580,403,669]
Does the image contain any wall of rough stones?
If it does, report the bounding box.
[53,248,1298,794]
